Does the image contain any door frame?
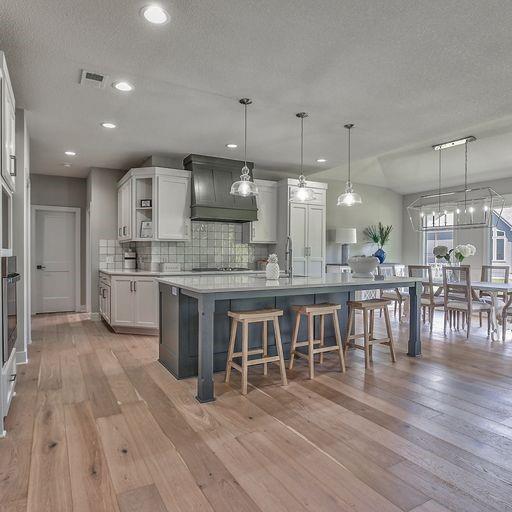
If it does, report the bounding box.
[31,205,81,313]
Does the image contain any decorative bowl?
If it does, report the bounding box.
[347,256,379,278]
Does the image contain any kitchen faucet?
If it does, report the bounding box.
[285,236,293,277]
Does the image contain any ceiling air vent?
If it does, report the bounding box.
[80,69,109,89]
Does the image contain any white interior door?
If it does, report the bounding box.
[34,208,77,313]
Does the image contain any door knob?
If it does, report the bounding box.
[36,265,46,270]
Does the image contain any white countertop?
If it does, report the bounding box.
[99,269,270,277]
[157,274,421,294]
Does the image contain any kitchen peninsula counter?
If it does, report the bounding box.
[157,273,423,402]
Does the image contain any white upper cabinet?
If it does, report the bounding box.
[1,52,16,192]
[243,179,278,244]
[157,173,191,240]
[117,167,192,242]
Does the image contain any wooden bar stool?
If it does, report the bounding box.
[225,308,288,395]
[289,303,345,379]
[344,299,396,369]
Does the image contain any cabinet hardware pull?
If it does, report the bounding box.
[133,280,137,292]
[9,374,16,382]
[130,281,133,292]
[123,226,127,236]
[9,155,16,177]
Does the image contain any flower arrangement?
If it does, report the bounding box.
[363,222,393,248]
[433,244,476,263]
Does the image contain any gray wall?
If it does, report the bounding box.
[402,176,512,278]
[31,174,87,306]
[325,180,403,263]
[87,167,126,313]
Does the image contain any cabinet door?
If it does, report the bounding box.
[252,184,277,243]
[306,205,325,277]
[289,203,308,276]
[111,277,134,326]
[156,175,191,240]
[133,278,158,328]
[123,180,133,239]
[104,286,111,324]
[2,82,15,191]
[117,187,123,240]
[99,287,104,316]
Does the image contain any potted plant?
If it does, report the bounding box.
[363,222,393,263]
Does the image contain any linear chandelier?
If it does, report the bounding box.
[407,136,504,232]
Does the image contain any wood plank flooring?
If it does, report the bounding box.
[1,310,512,511]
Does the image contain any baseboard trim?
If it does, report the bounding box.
[90,312,101,321]
[16,350,28,365]
[77,304,87,313]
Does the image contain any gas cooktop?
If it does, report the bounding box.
[192,267,251,272]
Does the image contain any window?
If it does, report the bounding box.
[492,227,506,262]
[422,212,454,265]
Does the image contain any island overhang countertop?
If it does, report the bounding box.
[156,273,422,294]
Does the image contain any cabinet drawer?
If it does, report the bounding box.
[2,347,16,416]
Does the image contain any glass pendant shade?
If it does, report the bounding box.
[337,123,362,207]
[291,174,315,202]
[231,98,259,197]
[230,165,259,197]
[337,181,362,206]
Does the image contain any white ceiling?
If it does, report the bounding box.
[2,0,512,193]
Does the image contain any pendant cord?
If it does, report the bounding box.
[244,102,247,167]
[438,149,441,215]
[347,126,351,183]
[464,140,468,209]
[300,115,304,177]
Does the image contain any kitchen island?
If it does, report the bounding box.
[157,273,423,402]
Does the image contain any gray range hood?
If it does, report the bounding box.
[183,154,258,223]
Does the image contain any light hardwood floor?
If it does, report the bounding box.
[1,311,512,511]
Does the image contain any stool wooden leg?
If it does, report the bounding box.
[319,314,325,364]
[241,320,249,395]
[289,312,301,370]
[368,309,374,362]
[383,307,396,363]
[225,318,238,384]
[307,312,315,379]
[429,306,434,334]
[262,320,268,376]
[344,308,354,356]
[332,309,346,373]
[362,309,370,369]
[273,317,288,386]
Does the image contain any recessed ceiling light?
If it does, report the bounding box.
[316,158,327,163]
[101,122,117,129]
[63,163,72,167]
[113,81,134,92]
[226,143,238,149]
[141,5,170,24]
[65,151,76,156]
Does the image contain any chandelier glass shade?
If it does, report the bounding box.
[230,98,259,197]
[407,136,504,231]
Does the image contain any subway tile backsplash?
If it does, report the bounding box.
[99,221,272,271]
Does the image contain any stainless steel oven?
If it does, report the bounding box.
[2,257,19,365]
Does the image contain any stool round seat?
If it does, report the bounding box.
[225,308,287,395]
[289,303,345,379]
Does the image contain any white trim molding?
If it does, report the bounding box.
[31,205,81,313]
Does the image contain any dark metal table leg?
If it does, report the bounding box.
[196,294,215,402]
[408,282,422,357]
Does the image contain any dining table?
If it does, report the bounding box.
[429,279,512,342]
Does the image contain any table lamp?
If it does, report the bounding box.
[335,228,357,264]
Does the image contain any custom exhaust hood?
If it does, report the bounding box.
[183,154,258,223]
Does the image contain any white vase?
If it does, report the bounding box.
[265,262,280,280]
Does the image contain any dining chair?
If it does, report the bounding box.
[408,265,444,333]
[378,264,408,321]
[442,265,491,338]
[479,265,509,331]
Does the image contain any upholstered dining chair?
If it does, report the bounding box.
[442,265,491,338]
[378,264,408,321]
[408,265,444,333]
[479,265,509,331]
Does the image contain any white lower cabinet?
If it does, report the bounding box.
[1,347,17,433]
[111,276,158,330]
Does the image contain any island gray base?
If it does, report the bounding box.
[159,290,351,380]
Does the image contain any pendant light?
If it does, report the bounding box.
[337,123,362,207]
[290,112,315,202]
[407,135,504,231]
[230,98,259,197]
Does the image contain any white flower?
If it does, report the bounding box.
[433,245,449,258]
[454,244,477,259]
